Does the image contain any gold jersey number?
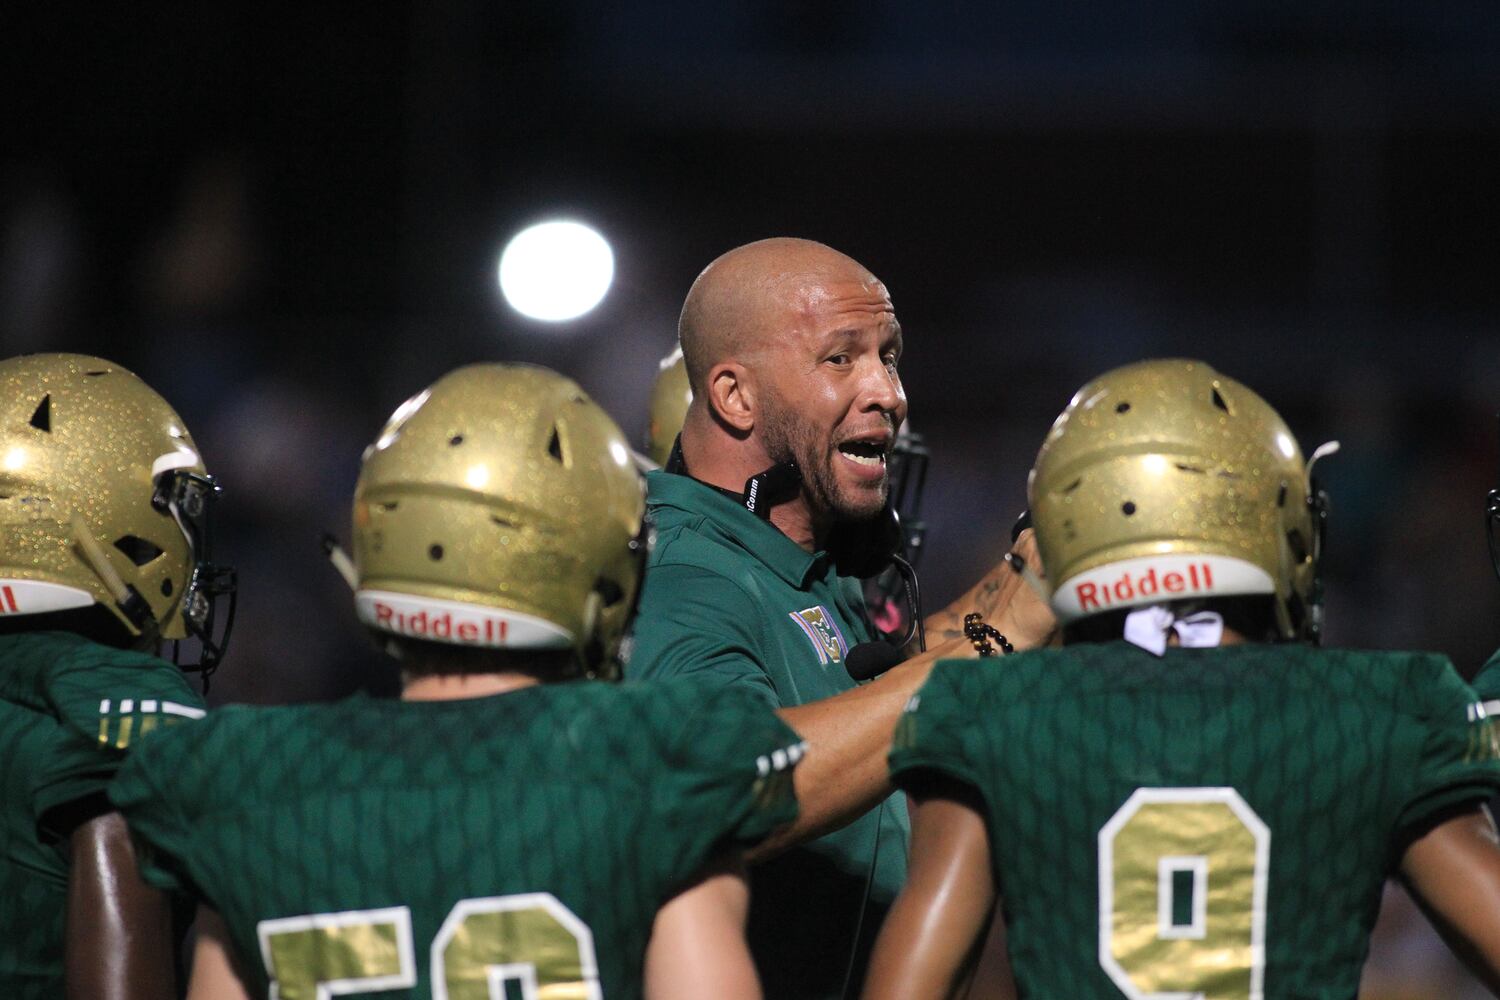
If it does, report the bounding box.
[1097,787,1270,1000]
[257,893,602,1000]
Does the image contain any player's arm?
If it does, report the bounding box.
[1398,804,1500,993]
[186,905,254,1000]
[643,854,760,1000]
[863,784,997,1000]
[65,810,177,1000]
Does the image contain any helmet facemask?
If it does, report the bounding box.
[154,469,237,681]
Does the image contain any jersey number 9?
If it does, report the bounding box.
[1097,787,1270,1000]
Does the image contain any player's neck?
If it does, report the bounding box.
[1161,624,1250,647]
[400,672,541,702]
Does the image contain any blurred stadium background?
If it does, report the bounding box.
[5,3,1499,994]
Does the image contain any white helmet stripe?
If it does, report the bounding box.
[1052,554,1275,622]
[355,590,573,649]
[0,579,96,616]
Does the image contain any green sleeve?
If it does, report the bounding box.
[1470,648,1500,704]
[888,661,985,794]
[105,727,203,897]
[32,650,205,840]
[628,562,777,704]
[653,683,802,882]
[1396,655,1500,835]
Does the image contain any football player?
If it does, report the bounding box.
[1474,479,1500,707]
[644,345,691,468]
[865,359,1500,998]
[0,352,234,1000]
[110,363,803,999]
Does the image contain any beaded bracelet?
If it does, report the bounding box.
[963,612,1014,657]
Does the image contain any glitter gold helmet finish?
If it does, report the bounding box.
[1030,359,1327,642]
[644,345,691,468]
[353,363,649,678]
[0,353,235,672]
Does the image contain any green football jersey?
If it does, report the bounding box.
[110,676,802,1000]
[1471,647,1500,707]
[0,631,205,1000]
[890,642,1500,1000]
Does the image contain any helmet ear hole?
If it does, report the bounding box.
[547,427,565,464]
[1285,528,1309,563]
[113,535,165,566]
[1211,386,1231,413]
[29,395,50,432]
[594,576,625,608]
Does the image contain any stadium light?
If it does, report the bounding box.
[497,220,614,322]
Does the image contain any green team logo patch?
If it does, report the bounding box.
[789,605,848,665]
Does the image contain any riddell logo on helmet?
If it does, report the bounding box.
[1076,563,1214,612]
[1051,554,1274,622]
[354,590,573,650]
[370,601,508,644]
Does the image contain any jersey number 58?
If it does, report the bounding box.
[257,892,601,1000]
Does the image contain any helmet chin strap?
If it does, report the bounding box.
[69,512,156,635]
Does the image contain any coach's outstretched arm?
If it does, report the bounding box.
[757,534,1051,858]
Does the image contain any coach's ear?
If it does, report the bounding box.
[706,362,756,434]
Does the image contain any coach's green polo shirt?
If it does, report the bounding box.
[630,470,910,1000]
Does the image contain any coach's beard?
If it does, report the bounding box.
[760,403,888,524]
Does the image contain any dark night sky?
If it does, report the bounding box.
[5,2,1500,696]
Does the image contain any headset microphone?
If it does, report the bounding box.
[845,641,904,682]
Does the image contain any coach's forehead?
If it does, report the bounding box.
[680,239,888,377]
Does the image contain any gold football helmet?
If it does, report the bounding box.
[644,345,691,467]
[0,353,235,671]
[1029,359,1327,641]
[352,363,648,678]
